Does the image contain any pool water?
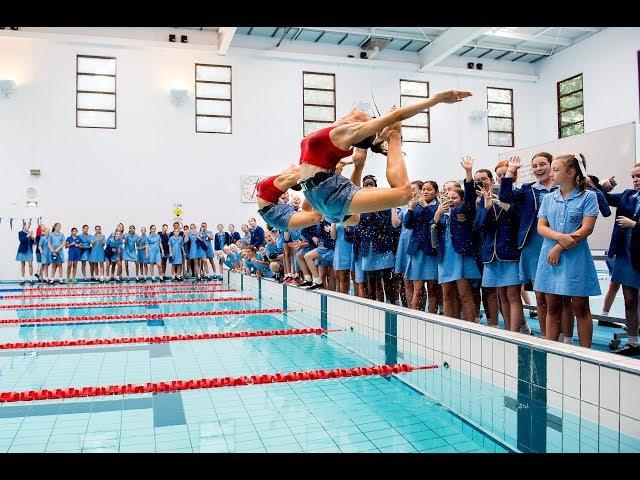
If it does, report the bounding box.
[0,283,508,453]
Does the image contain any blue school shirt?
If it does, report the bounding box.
[79,233,93,250]
[264,242,283,260]
[66,236,81,256]
[168,235,184,256]
[123,233,139,252]
[538,187,599,234]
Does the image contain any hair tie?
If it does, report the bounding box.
[574,153,587,177]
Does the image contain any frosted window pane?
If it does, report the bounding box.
[489,132,513,146]
[488,117,513,132]
[196,82,231,99]
[400,96,429,111]
[303,73,334,89]
[196,65,231,82]
[400,80,428,97]
[196,99,231,116]
[560,108,584,125]
[304,105,335,122]
[559,75,582,95]
[402,127,429,142]
[77,111,115,128]
[402,113,429,128]
[560,122,584,137]
[77,57,115,75]
[560,91,583,111]
[197,116,231,133]
[488,102,511,117]
[77,74,115,93]
[304,121,332,136]
[487,88,512,103]
[303,89,334,105]
[77,92,115,110]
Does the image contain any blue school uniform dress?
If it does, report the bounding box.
[360,210,395,272]
[499,177,558,285]
[79,233,92,261]
[314,221,335,267]
[333,223,352,271]
[168,235,184,265]
[437,214,481,283]
[475,201,520,288]
[89,233,106,262]
[49,232,66,263]
[136,236,148,264]
[39,236,51,265]
[534,187,601,297]
[404,201,439,281]
[394,206,412,275]
[122,233,139,262]
[254,252,276,278]
[265,242,284,267]
[106,237,122,263]
[66,235,82,262]
[203,231,215,258]
[186,233,204,260]
[16,231,34,262]
[605,189,640,289]
[299,226,318,255]
[345,225,367,284]
[146,233,162,263]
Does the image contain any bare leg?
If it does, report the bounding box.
[571,296,593,348]
[520,287,532,306]
[535,291,547,336]
[304,250,321,281]
[622,286,640,341]
[545,293,563,341]
[403,278,414,308]
[426,281,440,314]
[441,282,457,318]
[506,285,524,333]
[288,211,324,230]
[561,296,575,341]
[456,279,477,322]
[411,280,425,311]
[497,287,511,330]
[483,287,499,326]
[603,282,621,314]
[296,252,311,278]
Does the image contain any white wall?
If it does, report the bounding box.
[535,27,640,157]
[0,34,539,279]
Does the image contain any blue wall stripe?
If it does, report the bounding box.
[282,284,287,311]
[320,294,327,330]
[385,311,397,365]
[258,277,262,300]
[516,345,547,452]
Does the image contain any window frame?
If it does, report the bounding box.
[302,71,336,137]
[76,54,117,130]
[399,79,430,143]
[195,63,233,135]
[486,86,514,147]
[557,73,584,139]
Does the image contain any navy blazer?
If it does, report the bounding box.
[499,177,551,249]
[360,209,394,256]
[344,225,362,259]
[604,189,640,271]
[214,232,231,251]
[230,231,241,243]
[435,180,477,261]
[17,231,34,254]
[249,226,265,248]
[588,186,612,218]
[403,203,438,256]
[474,201,520,263]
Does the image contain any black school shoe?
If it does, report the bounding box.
[299,281,313,287]
[613,344,640,357]
[306,282,323,291]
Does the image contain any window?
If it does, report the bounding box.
[400,79,430,143]
[303,72,335,136]
[557,73,584,138]
[76,55,116,129]
[487,87,514,147]
[195,64,232,134]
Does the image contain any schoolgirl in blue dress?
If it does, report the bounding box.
[89,225,106,281]
[122,225,139,281]
[78,225,92,279]
[404,181,440,312]
[331,222,353,294]
[434,157,481,322]
[475,171,524,332]
[295,225,319,287]
[48,223,66,284]
[183,224,205,280]
[159,224,171,281]
[168,227,185,280]
[136,227,149,281]
[264,230,285,280]
[65,227,82,283]
[146,225,164,282]
[284,227,303,285]
[38,227,51,283]
[535,154,600,348]
[306,220,336,290]
[395,181,424,307]
[16,220,35,285]
[105,224,125,280]
[600,163,640,355]
[200,223,218,280]
[499,153,557,336]
[105,231,124,282]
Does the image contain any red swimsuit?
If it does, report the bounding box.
[299,126,353,170]
[256,175,284,204]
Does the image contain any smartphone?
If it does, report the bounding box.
[474,181,484,191]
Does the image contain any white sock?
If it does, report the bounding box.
[628,336,639,346]
[304,275,312,282]
[563,336,573,345]
[313,277,322,284]
[602,310,609,316]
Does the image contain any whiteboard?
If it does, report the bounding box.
[498,122,637,250]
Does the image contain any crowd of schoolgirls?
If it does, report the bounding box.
[233,153,640,356]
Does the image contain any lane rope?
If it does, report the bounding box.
[0,296,254,310]
[1,288,236,300]
[18,281,223,292]
[0,327,342,350]
[0,363,438,403]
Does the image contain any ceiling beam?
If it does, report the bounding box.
[565,27,600,33]
[418,27,490,70]
[486,29,572,46]
[302,26,431,43]
[217,27,236,55]
[534,27,554,37]
[467,41,551,56]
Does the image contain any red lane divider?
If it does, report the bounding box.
[0,363,438,403]
[14,283,225,294]
[1,288,236,300]
[0,327,343,351]
[0,296,254,310]
[0,308,285,326]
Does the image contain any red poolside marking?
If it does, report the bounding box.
[0,363,438,403]
[2,288,237,299]
[0,296,254,310]
[17,281,224,292]
[0,308,286,326]
[0,327,342,350]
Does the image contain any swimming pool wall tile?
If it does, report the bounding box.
[599,367,619,413]
[620,372,640,420]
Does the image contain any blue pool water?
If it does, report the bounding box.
[0,283,509,453]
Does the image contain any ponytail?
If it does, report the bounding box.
[556,153,587,192]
